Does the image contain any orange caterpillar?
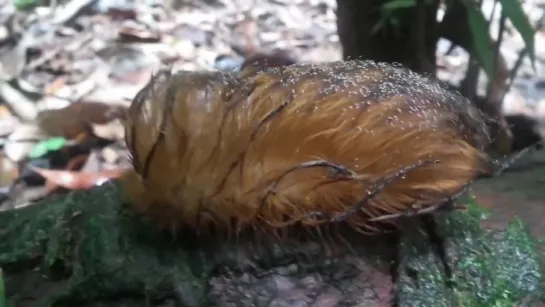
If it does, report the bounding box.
[119,60,494,236]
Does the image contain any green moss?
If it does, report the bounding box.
[0,185,210,306]
[397,197,543,306]
[448,209,541,306]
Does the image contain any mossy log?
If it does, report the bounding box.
[0,181,543,306]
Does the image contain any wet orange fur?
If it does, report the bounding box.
[120,60,493,235]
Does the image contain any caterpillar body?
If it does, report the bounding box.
[120,60,493,236]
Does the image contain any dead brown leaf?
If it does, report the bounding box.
[107,8,138,20]
[36,101,127,139]
[111,69,154,85]
[0,155,19,187]
[92,119,125,141]
[30,166,128,191]
[44,77,68,95]
[66,154,90,171]
[118,26,161,43]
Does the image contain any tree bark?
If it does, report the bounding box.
[336,0,439,75]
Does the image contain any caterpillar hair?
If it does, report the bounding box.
[120,59,498,237]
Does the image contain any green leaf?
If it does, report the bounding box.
[12,0,38,11]
[462,0,495,78]
[28,137,67,159]
[29,143,48,159]
[498,0,536,69]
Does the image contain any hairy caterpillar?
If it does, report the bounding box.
[119,60,495,236]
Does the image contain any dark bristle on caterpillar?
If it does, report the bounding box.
[119,59,496,237]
